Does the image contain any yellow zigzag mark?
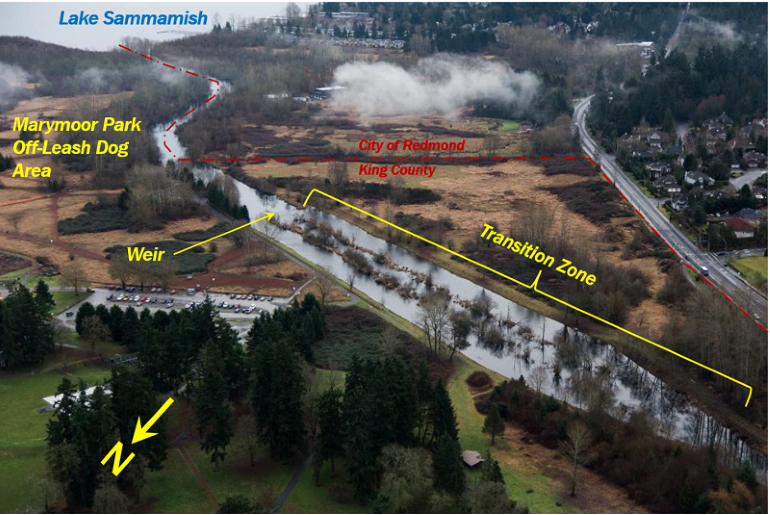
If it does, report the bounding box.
[303,188,753,407]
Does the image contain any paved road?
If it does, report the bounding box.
[730,169,767,190]
[574,97,767,323]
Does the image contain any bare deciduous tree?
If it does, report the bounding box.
[60,261,86,296]
[561,421,591,497]
[315,267,335,309]
[419,291,451,360]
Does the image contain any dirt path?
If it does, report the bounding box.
[270,453,314,513]
[177,447,219,511]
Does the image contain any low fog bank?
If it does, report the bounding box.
[331,55,540,118]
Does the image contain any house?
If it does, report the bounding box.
[646,130,663,149]
[43,386,112,409]
[743,151,767,169]
[684,170,715,187]
[653,174,681,195]
[671,194,688,212]
[725,217,755,239]
[734,208,764,225]
[644,161,671,179]
[462,450,485,469]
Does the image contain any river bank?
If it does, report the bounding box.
[229,170,767,457]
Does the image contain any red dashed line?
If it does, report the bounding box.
[124,41,767,337]
[226,158,240,161]
[321,158,336,161]
[371,158,383,161]
[394,158,408,161]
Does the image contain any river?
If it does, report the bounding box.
[153,83,767,475]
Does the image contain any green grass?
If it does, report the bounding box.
[496,120,522,133]
[51,290,83,315]
[729,256,768,291]
[0,361,111,513]
[285,458,362,513]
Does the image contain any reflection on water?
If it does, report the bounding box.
[154,93,767,475]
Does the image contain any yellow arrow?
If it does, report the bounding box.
[173,213,275,255]
[303,188,753,407]
[132,397,174,444]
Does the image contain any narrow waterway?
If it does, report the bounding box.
[153,84,766,475]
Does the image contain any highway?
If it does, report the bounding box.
[573,97,768,324]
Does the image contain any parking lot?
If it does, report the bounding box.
[57,287,286,329]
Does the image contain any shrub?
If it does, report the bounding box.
[466,370,492,389]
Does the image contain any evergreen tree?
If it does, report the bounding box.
[195,339,233,470]
[317,386,344,476]
[75,302,95,335]
[121,306,140,351]
[110,366,168,470]
[481,451,505,484]
[430,379,458,443]
[482,403,505,445]
[0,283,55,367]
[47,381,115,507]
[251,337,305,461]
[34,279,55,311]
[663,107,675,133]
[108,305,124,342]
[343,356,379,502]
[433,433,466,496]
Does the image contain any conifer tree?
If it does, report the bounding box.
[251,337,305,461]
[430,379,458,443]
[195,339,233,470]
[317,386,344,476]
[482,403,505,445]
[433,433,466,496]
[481,451,505,484]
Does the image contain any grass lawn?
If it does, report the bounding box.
[51,290,83,315]
[729,256,768,291]
[496,120,522,133]
[0,360,111,513]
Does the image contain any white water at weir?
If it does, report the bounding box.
[154,84,767,475]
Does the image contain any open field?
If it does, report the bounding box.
[0,353,112,513]
[729,256,768,292]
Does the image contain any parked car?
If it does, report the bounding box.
[65,311,74,317]
[169,290,177,295]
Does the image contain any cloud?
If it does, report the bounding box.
[331,54,541,117]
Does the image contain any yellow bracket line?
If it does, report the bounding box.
[174,213,274,255]
[303,188,752,406]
